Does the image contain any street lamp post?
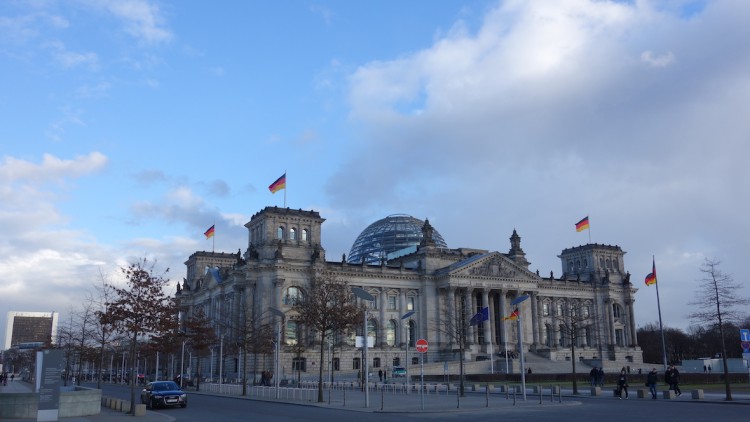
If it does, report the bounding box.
[180,340,188,389]
[269,307,285,400]
[352,287,375,409]
[401,311,415,395]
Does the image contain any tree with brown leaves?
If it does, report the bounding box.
[106,258,176,414]
[292,270,361,402]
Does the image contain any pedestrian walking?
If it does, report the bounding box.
[616,369,629,399]
[646,368,658,399]
[597,367,605,387]
[590,367,598,387]
[665,365,681,396]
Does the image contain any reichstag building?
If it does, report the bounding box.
[176,206,643,381]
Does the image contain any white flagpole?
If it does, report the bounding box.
[654,256,668,371]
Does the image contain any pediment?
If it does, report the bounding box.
[446,252,538,282]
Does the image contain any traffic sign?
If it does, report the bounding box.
[416,338,428,353]
[740,329,750,342]
[741,341,750,352]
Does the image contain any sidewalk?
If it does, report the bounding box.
[0,381,174,422]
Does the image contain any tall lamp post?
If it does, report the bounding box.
[352,287,375,408]
[401,310,415,395]
[269,307,285,400]
[180,339,188,389]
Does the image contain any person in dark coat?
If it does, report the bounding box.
[665,365,681,396]
[616,369,629,399]
[646,368,658,399]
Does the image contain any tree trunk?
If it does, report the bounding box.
[317,334,326,402]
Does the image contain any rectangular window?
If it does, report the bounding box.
[387,296,397,310]
[407,297,415,311]
[543,303,550,316]
[292,357,306,371]
[353,358,361,370]
[332,357,340,371]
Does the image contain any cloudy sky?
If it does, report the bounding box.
[2,0,749,345]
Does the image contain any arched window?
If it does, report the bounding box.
[277,226,285,240]
[302,229,309,242]
[544,324,552,347]
[582,258,587,269]
[568,260,574,272]
[600,257,605,268]
[575,259,581,269]
[386,320,396,346]
[284,286,303,305]
[289,227,297,240]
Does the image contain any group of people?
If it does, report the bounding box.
[621,365,681,400]
[0,372,14,385]
[377,369,388,382]
[259,370,274,386]
[589,367,605,387]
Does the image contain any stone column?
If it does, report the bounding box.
[447,287,456,347]
[379,288,386,347]
[530,291,540,348]
[488,291,497,345]
[399,289,407,346]
[552,300,560,347]
[464,288,474,345]
[627,299,638,346]
[606,299,615,345]
[482,289,491,350]
[498,290,506,347]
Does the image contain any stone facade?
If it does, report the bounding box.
[176,206,642,381]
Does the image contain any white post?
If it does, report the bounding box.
[180,341,186,388]
[156,352,160,381]
[518,316,527,400]
[219,335,224,391]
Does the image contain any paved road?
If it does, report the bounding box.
[95,382,750,422]
[5,380,750,421]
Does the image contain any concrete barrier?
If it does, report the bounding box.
[590,386,601,396]
[663,390,676,399]
[134,403,147,416]
[636,389,648,398]
[691,389,704,399]
[0,386,101,419]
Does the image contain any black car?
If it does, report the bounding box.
[141,381,187,409]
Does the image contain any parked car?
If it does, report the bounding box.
[392,367,407,377]
[141,381,187,409]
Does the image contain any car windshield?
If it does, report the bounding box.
[153,382,179,391]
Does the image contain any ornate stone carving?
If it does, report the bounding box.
[469,256,516,277]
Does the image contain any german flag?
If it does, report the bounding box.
[575,216,590,232]
[503,309,519,321]
[645,259,657,286]
[268,173,286,193]
[204,225,215,239]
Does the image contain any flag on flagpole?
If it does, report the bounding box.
[503,309,519,321]
[645,258,657,286]
[469,307,490,326]
[575,216,590,232]
[268,173,286,193]
[204,225,215,239]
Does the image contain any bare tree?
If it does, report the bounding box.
[106,258,176,413]
[91,272,118,388]
[182,307,218,392]
[688,258,750,401]
[233,305,273,393]
[292,270,361,403]
[553,302,591,394]
[432,289,471,396]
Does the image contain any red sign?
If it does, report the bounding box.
[416,338,428,353]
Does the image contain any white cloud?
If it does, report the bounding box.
[327,0,750,329]
[98,0,173,44]
[0,152,107,184]
[641,50,675,67]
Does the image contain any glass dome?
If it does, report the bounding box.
[347,214,448,265]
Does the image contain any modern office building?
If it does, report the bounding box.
[4,311,59,350]
[176,206,642,380]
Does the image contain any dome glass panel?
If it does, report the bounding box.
[347,214,447,264]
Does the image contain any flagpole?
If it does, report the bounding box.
[212,222,215,253]
[654,256,668,371]
[588,215,592,244]
[284,170,287,208]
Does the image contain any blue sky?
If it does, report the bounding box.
[2,0,749,345]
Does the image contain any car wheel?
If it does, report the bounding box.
[149,398,158,409]
[180,402,187,408]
